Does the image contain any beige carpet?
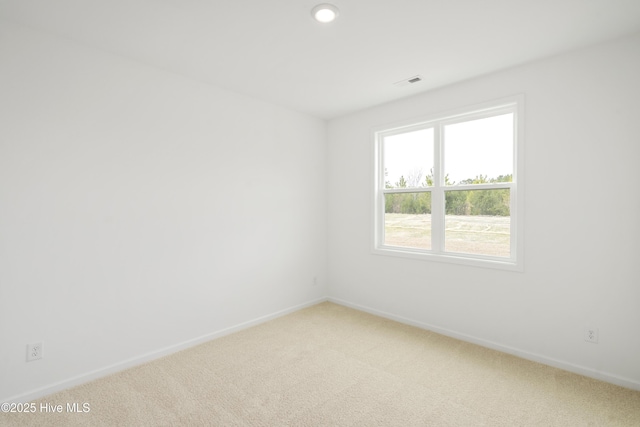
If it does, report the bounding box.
[2,302,640,426]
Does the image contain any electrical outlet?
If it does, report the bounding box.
[313,276,318,286]
[584,328,598,344]
[27,342,43,361]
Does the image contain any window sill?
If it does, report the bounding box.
[372,246,523,272]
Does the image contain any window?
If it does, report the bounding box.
[373,97,523,270]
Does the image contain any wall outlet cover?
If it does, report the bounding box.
[585,328,598,344]
[27,342,43,361]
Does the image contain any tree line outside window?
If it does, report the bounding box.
[384,169,511,217]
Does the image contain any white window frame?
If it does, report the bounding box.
[372,95,524,271]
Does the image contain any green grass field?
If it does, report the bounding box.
[384,213,510,257]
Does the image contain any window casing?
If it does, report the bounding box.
[373,97,524,271]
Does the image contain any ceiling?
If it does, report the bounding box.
[2,0,640,119]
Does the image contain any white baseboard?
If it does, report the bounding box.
[5,297,328,403]
[9,295,636,403]
[328,297,640,391]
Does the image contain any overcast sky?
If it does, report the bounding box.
[384,113,513,187]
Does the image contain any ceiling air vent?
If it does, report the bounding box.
[394,75,424,87]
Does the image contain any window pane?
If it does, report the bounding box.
[384,192,431,249]
[383,128,434,189]
[444,189,510,257]
[444,114,513,185]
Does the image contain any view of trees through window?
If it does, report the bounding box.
[383,173,512,257]
[379,111,515,258]
[384,171,511,216]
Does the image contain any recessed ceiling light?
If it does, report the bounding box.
[311,4,340,23]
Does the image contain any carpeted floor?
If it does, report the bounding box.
[2,302,640,426]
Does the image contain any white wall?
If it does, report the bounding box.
[0,21,327,402]
[327,33,640,389]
